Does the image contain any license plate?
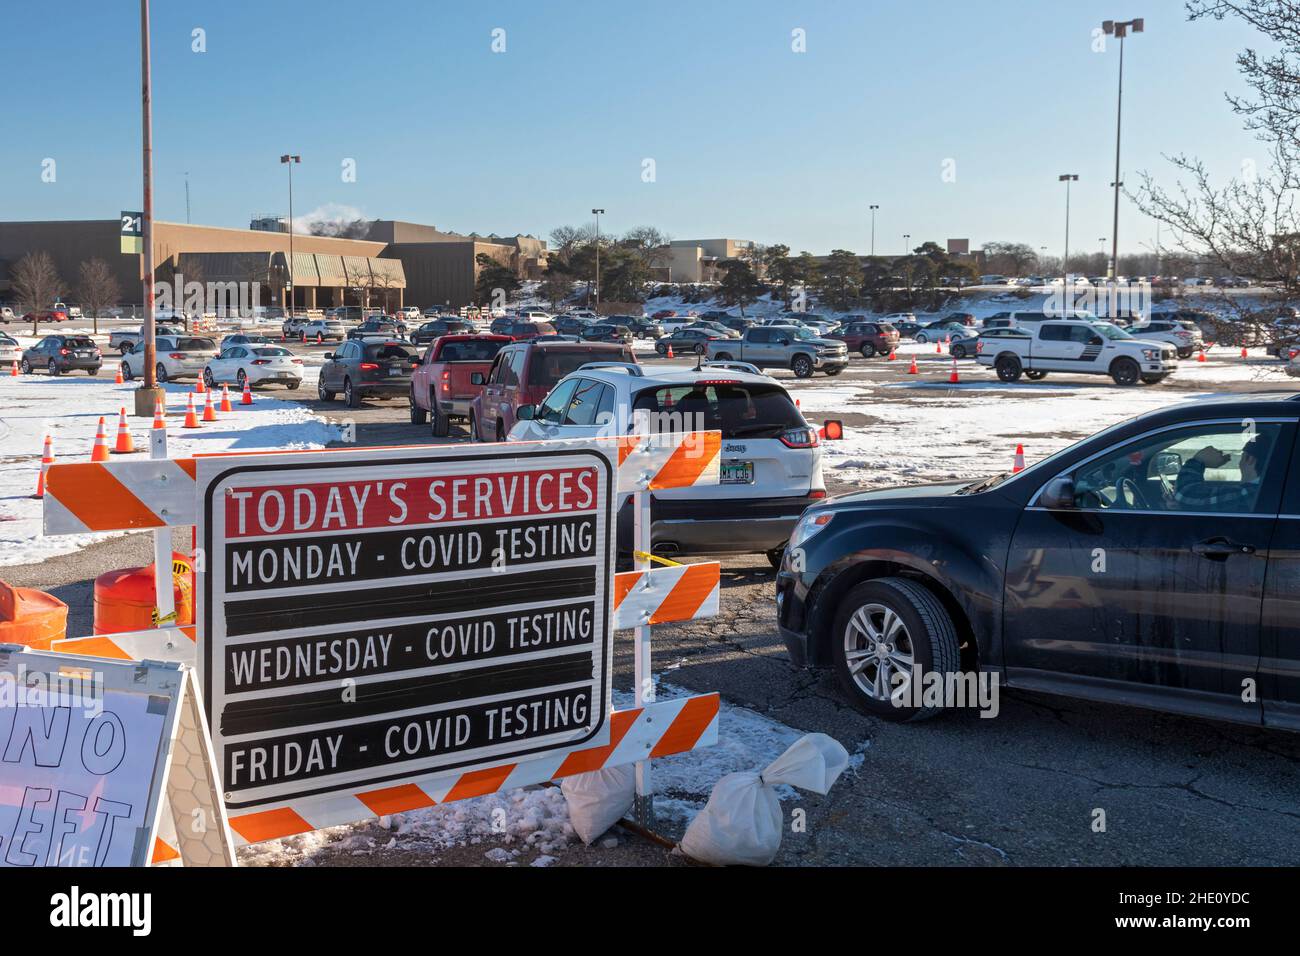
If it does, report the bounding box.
[387,366,404,376]
[720,461,754,484]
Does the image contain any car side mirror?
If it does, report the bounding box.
[1039,477,1076,510]
[517,404,536,421]
[323,352,333,360]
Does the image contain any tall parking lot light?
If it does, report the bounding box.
[869,204,879,258]
[592,208,605,313]
[281,155,301,319]
[1059,174,1079,281]
[1102,17,1143,283]
[902,233,910,255]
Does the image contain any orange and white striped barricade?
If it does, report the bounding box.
[41,431,723,844]
[0,645,236,868]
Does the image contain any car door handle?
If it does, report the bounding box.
[1192,537,1256,559]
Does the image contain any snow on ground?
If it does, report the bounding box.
[0,369,342,566]
[786,349,1294,489]
[239,681,863,865]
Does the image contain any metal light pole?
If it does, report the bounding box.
[184,171,190,224]
[902,233,910,255]
[592,208,604,313]
[869,204,879,258]
[1059,174,1078,281]
[1102,18,1143,283]
[281,155,301,318]
[134,0,163,417]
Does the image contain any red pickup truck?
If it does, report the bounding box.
[409,334,511,436]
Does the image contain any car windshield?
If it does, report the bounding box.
[1093,323,1132,340]
[438,340,507,362]
[791,327,817,340]
[632,383,803,439]
[252,347,291,357]
[365,343,414,361]
[178,338,216,350]
[528,347,634,386]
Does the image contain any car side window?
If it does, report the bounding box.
[538,379,579,424]
[749,328,770,344]
[1040,325,1070,342]
[1068,422,1289,515]
[487,353,506,384]
[564,379,607,427]
[1069,326,1103,345]
[505,350,526,387]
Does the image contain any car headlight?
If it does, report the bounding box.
[788,510,834,551]
[1141,348,1160,360]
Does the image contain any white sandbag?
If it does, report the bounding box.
[679,733,849,866]
[561,764,635,845]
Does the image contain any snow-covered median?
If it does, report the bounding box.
[0,371,342,566]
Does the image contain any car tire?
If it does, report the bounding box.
[714,352,733,362]
[1140,373,1168,385]
[952,345,966,359]
[156,364,168,384]
[118,344,130,355]
[994,355,1022,382]
[48,359,59,376]
[1110,357,1140,386]
[861,343,876,358]
[831,577,961,722]
[694,343,707,355]
[431,398,450,437]
[765,547,785,570]
[1177,348,1193,359]
[318,378,336,402]
[286,381,299,390]
[915,333,929,344]
[655,344,667,356]
[344,377,361,408]
[792,354,814,378]
[119,361,132,381]
[1025,370,1048,380]
[824,366,844,376]
[20,359,32,375]
[468,410,481,443]
[204,368,215,388]
[236,369,249,391]
[409,392,428,425]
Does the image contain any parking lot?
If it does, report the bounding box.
[4,315,1299,867]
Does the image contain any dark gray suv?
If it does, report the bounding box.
[21,335,102,375]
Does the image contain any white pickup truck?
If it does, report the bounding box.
[976,318,1179,386]
[107,324,184,354]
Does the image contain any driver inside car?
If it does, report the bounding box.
[1172,433,1272,511]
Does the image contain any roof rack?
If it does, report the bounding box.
[700,360,763,376]
[576,361,644,376]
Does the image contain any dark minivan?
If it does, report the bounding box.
[777,394,1300,733]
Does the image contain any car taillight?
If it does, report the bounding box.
[59,348,69,355]
[809,489,827,499]
[440,369,451,392]
[170,353,186,359]
[291,358,303,365]
[360,362,379,370]
[779,427,819,448]
[252,359,270,365]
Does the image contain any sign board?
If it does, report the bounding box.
[197,443,616,811]
[0,646,234,867]
[120,211,143,255]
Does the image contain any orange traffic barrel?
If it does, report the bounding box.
[93,551,195,636]
[0,581,69,650]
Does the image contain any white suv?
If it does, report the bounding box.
[299,319,347,343]
[508,361,828,565]
[120,334,220,383]
[1127,317,1203,358]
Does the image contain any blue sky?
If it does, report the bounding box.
[0,0,1270,256]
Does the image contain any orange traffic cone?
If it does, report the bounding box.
[220,383,233,413]
[152,398,166,430]
[90,417,111,462]
[887,348,896,361]
[31,435,53,499]
[1013,443,1025,473]
[948,359,960,384]
[10,361,18,377]
[183,393,201,428]
[202,388,217,422]
[110,407,136,454]
[241,379,253,405]
[907,356,918,374]
[195,374,206,394]
[666,344,674,359]
[1241,346,1249,359]
[113,364,124,384]
[1197,349,1207,363]
[935,341,942,354]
